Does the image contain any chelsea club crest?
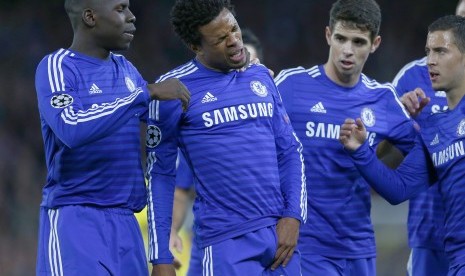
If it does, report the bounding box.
[457,119,465,136]
[250,81,268,97]
[125,77,136,92]
[361,107,375,127]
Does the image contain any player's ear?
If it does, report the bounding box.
[370,36,381,53]
[190,44,202,56]
[325,26,332,46]
[82,9,96,27]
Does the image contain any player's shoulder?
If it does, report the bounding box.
[360,74,396,94]
[111,52,133,65]
[110,52,142,74]
[38,48,75,68]
[399,57,427,72]
[392,57,427,85]
[246,63,271,75]
[155,60,199,84]
[274,65,317,86]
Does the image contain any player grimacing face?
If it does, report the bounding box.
[324,21,380,87]
[192,8,247,72]
[426,30,465,94]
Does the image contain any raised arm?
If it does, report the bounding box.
[340,118,434,205]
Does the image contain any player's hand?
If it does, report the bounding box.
[400,88,430,117]
[172,257,182,271]
[267,68,275,78]
[271,217,300,270]
[339,118,367,151]
[237,47,274,78]
[170,230,184,254]
[148,78,191,111]
[169,230,183,270]
[151,264,176,276]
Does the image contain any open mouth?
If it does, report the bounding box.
[341,60,354,68]
[429,72,439,80]
[229,48,245,63]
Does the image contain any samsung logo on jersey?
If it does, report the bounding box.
[431,141,465,167]
[202,102,273,127]
[306,122,376,145]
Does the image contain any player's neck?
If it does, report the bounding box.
[323,63,359,88]
[446,86,465,110]
[69,35,111,60]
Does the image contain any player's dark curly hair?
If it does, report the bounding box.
[329,0,381,42]
[171,0,235,47]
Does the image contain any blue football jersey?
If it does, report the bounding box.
[349,97,465,267]
[275,65,416,258]
[35,49,150,211]
[393,57,448,250]
[146,60,306,264]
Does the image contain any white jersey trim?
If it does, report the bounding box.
[146,152,159,261]
[48,209,63,276]
[392,57,427,87]
[60,87,145,125]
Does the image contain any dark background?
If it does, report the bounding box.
[0,1,457,275]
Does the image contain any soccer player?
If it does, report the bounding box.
[393,54,450,276]
[168,27,270,275]
[393,53,450,276]
[274,0,417,275]
[385,2,465,275]
[146,0,307,275]
[340,14,465,276]
[34,0,190,275]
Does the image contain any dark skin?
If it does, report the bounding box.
[66,0,190,110]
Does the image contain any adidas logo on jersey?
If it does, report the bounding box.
[430,134,439,146]
[89,83,103,94]
[201,92,217,103]
[310,102,326,113]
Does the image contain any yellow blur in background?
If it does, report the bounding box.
[135,207,192,276]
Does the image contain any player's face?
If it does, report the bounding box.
[426,30,465,93]
[193,8,247,72]
[92,0,136,51]
[325,21,380,86]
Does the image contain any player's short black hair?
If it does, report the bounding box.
[329,0,381,42]
[429,15,465,53]
[242,28,264,61]
[171,0,235,47]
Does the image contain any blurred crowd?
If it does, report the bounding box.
[0,0,456,275]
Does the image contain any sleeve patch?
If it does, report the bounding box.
[146,125,162,148]
[50,94,73,108]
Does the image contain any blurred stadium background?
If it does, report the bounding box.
[0,0,455,275]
